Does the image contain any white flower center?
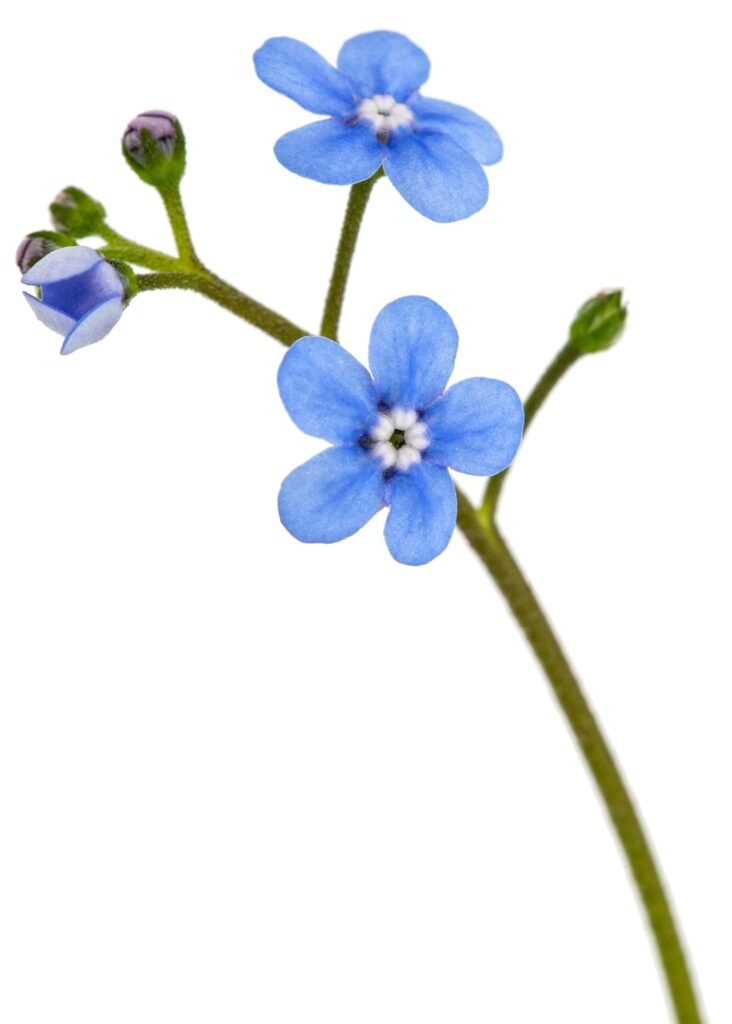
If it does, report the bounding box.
[358,94,414,140]
[369,407,429,472]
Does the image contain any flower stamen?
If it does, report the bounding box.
[368,407,428,472]
[358,94,414,142]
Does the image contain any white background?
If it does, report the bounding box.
[1,1,730,1021]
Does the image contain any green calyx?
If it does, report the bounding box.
[569,290,627,353]
[123,123,186,189]
[27,229,77,248]
[106,259,138,304]
[50,186,106,237]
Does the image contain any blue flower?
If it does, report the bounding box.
[277,296,524,565]
[21,245,126,355]
[254,31,503,223]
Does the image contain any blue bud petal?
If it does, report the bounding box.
[21,245,100,286]
[384,130,488,222]
[279,446,386,543]
[274,119,383,185]
[337,31,430,102]
[424,378,524,475]
[278,336,379,444]
[413,97,503,165]
[368,296,458,411]
[254,37,357,118]
[60,296,125,355]
[23,292,75,336]
[384,461,456,565]
[42,259,125,320]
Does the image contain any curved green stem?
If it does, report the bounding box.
[320,169,383,340]
[456,490,703,1024]
[158,185,200,267]
[481,339,582,520]
[136,270,307,347]
[131,184,704,1022]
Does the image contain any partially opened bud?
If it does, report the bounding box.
[570,290,627,354]
[16,230,76,274]
[122,110,185,188]
[20,246,130,356]
[50,187,106,237]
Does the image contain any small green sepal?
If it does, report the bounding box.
[570,290,627,354]
[106,259,138,304]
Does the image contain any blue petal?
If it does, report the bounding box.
[384,461,456,565]
[424,378,524,475]
[274,119,383,185]
[21,245,100,285]
[41,259,124,320]
[278,336,379,444]
[23,292,75,336]
[368,296,458,411]
[279,446,386,543]
[254,37,356,117]
[337,31,430,102]
[413,97,503,165]
[384,130,488,222]
[60,296,124,355]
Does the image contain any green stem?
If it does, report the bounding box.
[133,186,704,1021]
[97,225,183,273]
[136,270,308,347]
[320,169,383,340]
[159,185,200,267]
[481,339,582,520]
[456,491,703,1024]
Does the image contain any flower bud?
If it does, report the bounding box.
[16,230,76,274]
[50,187,106,237]
[122,110,186,188]
[569,290,627,354]
[21,246,129,356]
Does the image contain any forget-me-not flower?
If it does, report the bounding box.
[21,245,127,355]
[278,296,523,565]
[253,31,503,223]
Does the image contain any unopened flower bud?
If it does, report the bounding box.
[50,187,106,237]
[569,290,627,354]
[122,110,186,188]
[16,230,76,274]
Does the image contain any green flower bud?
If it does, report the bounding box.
[122,110,186,188]
[16,230,76,274]
[570,290,627,354]
[50,187,106,238]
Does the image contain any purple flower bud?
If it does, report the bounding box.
[21,246,128,356]
[16,232,75,274]
[122,111,186,188]
[123,110,178,165]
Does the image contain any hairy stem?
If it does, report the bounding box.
[320,169,383,341]
[481,339,582,520]
[456,489,703,1024]
[136,270,307,347]
[159,185,200,267]
[133,183,704,1021]
[98,226,182,273]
